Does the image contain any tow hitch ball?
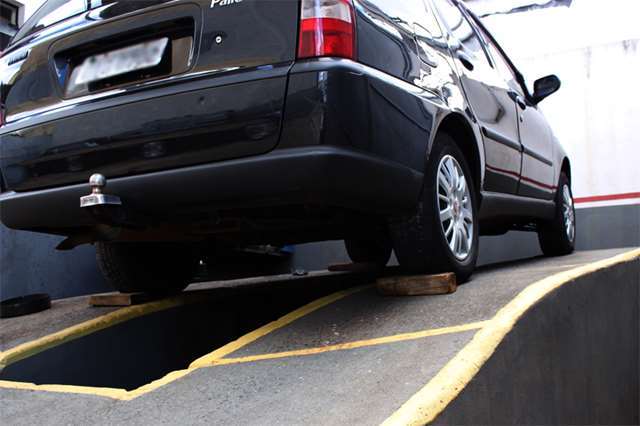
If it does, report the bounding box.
[80,173,127,226]
[80,174,122,208]
[57,174,125,250]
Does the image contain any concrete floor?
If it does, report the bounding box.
[0,248,636,425]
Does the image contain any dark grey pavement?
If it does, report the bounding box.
[230,248,631,357]
[0,295,117,352]
[0,248,636,425]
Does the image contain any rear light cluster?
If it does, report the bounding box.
[297,0,356,60]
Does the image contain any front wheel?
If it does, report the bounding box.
[95,242,197,294]
[389,133,479,283]
[538,173,576,256]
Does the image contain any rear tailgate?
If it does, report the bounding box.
[0,0,299,192]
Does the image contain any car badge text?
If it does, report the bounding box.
[210,0,242,8]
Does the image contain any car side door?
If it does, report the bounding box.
[517,96,557,200]
[431,0,522,195]
[518,91,557,200]
[474,22,557,200]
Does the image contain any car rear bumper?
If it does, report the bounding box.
[0,146,423,232]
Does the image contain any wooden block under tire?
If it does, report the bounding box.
[376,273,457,296]
[89,292,162,307]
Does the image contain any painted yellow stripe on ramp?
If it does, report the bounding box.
[205,321,490,366]
[0,297,186,370]
[0,285,366,400]
[382,248,640,426]
[123,368,193,400]
[0,380,129,399]
[189,285,367,368]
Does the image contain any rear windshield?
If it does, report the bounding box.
[12,0,114,44]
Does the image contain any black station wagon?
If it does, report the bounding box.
[0,0,575,293]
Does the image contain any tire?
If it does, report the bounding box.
[389,133,479,283]
[1,294,51,318]
[344,230,393,267]
[538,173,576,256]
[95,242,197,294]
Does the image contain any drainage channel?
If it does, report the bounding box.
[0,271,370,391]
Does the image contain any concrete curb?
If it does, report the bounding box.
[382,248,640,425]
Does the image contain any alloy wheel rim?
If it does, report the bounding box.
[562,184,575,242]
[437,155,474,261]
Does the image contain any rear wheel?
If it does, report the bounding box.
[538,173,576,256]
[390,133,479,283]
[95,242,197,294]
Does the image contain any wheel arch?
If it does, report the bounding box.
[433,112,483,196]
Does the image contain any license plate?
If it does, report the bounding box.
[71,38,169,86]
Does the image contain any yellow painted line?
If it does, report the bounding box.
[0,297,186,371]
[189,285,367,368]
[382,248,640,426]
[124,368,193,401]
[0,380,129,400]
[0,285,367,400]
[0,294,195,400]
[205,321,491,366]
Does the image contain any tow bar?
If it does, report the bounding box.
[80,173,122,208]
[57,174,126,250]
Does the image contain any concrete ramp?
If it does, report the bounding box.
[0,249,638,425]
[387,250,639,425]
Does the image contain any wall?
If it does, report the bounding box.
[518,40,640,206]
[433,258,639,425]
[0,226,108,300]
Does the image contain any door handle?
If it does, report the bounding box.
[509,91,528,110]
[456,51,474,71]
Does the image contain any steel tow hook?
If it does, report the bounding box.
[80,174,122,208]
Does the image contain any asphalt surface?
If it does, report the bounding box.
[0,248,635,425]
[0,297,117,352]
[0,270,362,353]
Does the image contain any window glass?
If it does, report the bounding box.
[13,0,86,43]
[414,0,447,63]
[432,0,492,67]
[476,24,526,96]
[12,0,122,44]
[365,0,438,35]
[415,0,443,38]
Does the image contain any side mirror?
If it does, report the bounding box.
[532,75,561,104]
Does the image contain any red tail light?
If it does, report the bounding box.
[297,0,356,60]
